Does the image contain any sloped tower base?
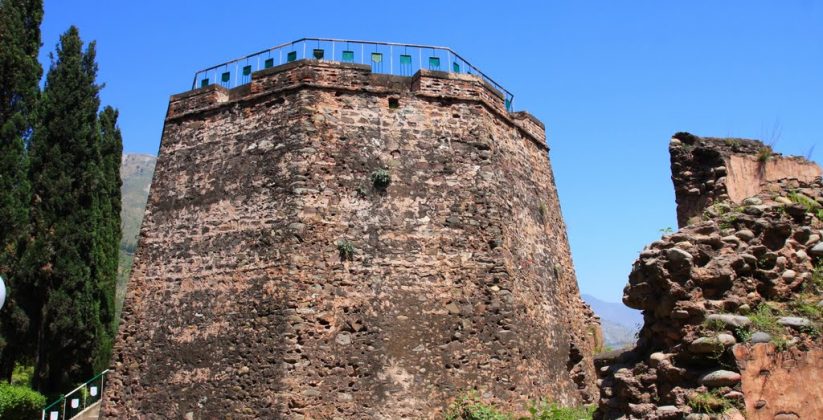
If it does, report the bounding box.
[104,60,599,418]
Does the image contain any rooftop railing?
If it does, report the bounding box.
[192,38,515,111]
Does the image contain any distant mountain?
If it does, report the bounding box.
[582,294,643,350]
[116,153,156,318]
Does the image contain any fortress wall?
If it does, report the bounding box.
[669,133,821,227]
[104,60,597,418]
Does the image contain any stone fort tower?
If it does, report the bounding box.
[103,39,600,418]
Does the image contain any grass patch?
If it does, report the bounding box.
[756,146,773,163]
[528,402,596,420]
[703,318,726,332]
[791,301,822,320]
[724,139,742,150]
[748,304,795,350]
[787,191,821,213]
[445,393,511,420]
[749,304,782,334]
[688,390,734,414]
[808,261,823,293]
[445,392,594,420]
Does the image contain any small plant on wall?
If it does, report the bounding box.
[371,168,391,191]
[756,146,773,163]
[337,239,355,261]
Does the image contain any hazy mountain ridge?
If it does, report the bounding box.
[116,153,156,317]
[582,294,642,349]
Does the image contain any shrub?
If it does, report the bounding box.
[756,146,773,163]
[0,384,46,420]
[370,169,391,190]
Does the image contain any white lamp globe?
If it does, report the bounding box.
[0,275,5,311]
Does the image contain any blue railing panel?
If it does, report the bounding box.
[191,38,514,111]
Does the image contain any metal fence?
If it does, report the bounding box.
[191,38,514,111]
[41,370,109,420]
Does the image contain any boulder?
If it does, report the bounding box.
[777,316,812,328]
[698,369,741,387]
[688,334,736,354]
[810,242,823,257]
[750,331,772,344]
[706,313,751,328]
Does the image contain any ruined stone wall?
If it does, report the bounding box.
[596,135,823,419]
[669,132,821,228]
[103,61,598,418]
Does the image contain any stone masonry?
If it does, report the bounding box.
[103,60,600,418]
[595,134,823,419]
[669,132,821,228]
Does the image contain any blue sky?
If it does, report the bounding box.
[39,1,822,302]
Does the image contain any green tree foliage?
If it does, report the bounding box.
[94,106,122,371]
[25,25,119,396]
[0,0,43,382]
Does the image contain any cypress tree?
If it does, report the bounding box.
[26,25,107,395]
[94,106,122,372]
[0,0,43,382]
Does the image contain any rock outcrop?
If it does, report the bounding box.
[103,60,599,418]
[596,134,823,419]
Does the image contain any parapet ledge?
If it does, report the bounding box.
[510,111,547,146]
[166,60,547,150]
